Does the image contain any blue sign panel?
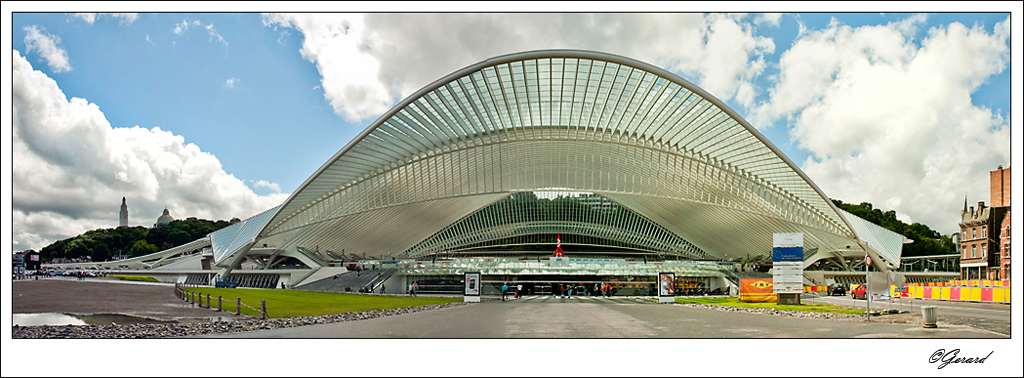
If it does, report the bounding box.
[772,246,803,262]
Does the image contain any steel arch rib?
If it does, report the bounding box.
[254,49,867,262]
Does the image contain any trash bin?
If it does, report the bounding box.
[921,306,938,328]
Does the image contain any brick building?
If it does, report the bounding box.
[990,166,1010,207]
[959,166,1011,280]
[19,249,41,271]
[999,209,1010,280]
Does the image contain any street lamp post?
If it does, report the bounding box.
[865,242,871,321]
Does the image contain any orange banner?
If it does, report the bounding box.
[740,278,777,302]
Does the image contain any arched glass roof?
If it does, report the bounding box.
[246,50,902,268]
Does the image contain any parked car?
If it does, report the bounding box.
[851,283,868,299]
[827,283,847,296]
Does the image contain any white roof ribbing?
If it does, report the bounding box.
[248,50,891,263]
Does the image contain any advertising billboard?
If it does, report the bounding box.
[464,272,481,296]
[658,272,676,303]
[739,278,777,302]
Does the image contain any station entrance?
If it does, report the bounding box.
[404,272,726,297]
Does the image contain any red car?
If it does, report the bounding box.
[851,283,868,299]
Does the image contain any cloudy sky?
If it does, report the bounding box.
[5,9,1017,253]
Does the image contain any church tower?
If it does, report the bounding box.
[119,197,129,227]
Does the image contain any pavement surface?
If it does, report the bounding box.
[803,292,1012,336]
[11,278,248,322]
[204,294,1008,338]
[12,280,1009,338]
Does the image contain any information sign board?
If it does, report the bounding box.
[773,233,804,294]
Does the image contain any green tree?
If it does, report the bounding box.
[92,242,111,262]
[167,230,191,246]
[130,240,158,256]
[64,239,89,259]
[831,199,955,257]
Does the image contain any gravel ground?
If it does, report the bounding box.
[11,278,471,338]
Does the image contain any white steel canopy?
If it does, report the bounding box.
[240,50,902,271]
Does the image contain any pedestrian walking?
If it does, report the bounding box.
[413,281,419,297]
[501,283,509,301]
[516,284,522,299]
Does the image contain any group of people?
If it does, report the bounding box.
[549,283,615,298]
[500,283,523,301]
[408,281,419,296]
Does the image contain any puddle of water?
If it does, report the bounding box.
[13,313,86,326]
[13,313,177,326]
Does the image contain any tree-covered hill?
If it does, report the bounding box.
[37,199,956,263]
[831,199,956,257]
[39,217,238,263]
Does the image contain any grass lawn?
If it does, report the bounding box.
[178,287,462,318]
[111,275,160,283]
[675,297,863,315]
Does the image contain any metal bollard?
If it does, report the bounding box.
[260,299,267,320]
[236,297,241,315]
[921,306,938,328]
[217,295,222,312]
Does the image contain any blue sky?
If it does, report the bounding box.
[7,11,1017,252]
[2,8,1021,376]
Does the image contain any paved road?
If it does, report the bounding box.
[803,293,1011,335]
[205,295,1006,338]
[12,279,247,322]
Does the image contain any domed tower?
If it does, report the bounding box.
[119,197,129,227]
[155,207,174,227]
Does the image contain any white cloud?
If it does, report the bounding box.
[262,13,776,122]
[205,23,228,45]
[11,49,290,250]
[225,77,240,88]
[72,13,138,26]
[72,13,97,24]
[174,19,189,35]
[23,25,71,73]
[110,13,139,25]
[752,17,1010,234]
[252,180,282,193]
[889,13,928,39]
[174,18,201,35]
[174,18,227,45]
[754,13,783,27]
